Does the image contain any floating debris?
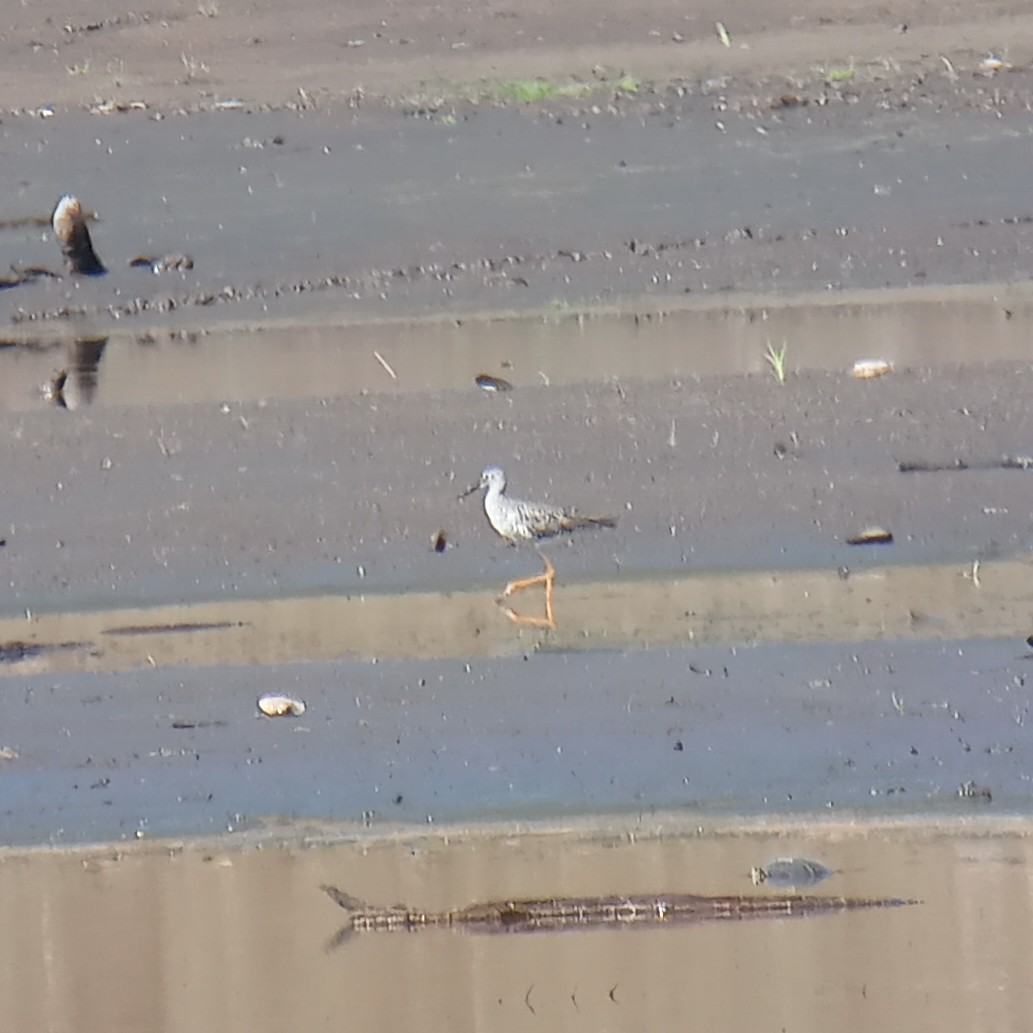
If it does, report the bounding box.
[129,253,194,275]
[475,373,513,392]
[751,858,833,889]
[322,885,915,945]
[851,358,893,379]
[958,780,992,802]
[90,99,148,115]
[0,746,19,761]
[846,526,893,546]
[257,694,306,717]
[51,195,105,275]
[432,530,448,553]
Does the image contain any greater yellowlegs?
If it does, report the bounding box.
[460,466,616,544]
[459,465,616,629]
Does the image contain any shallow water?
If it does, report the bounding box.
[0,283,1030,412]
[2,820,1031,1032]
[2,557,1030,673]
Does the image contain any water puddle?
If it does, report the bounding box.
[1,819,1030,1032]
[0,283,1029,411]
[1,557,1029,675]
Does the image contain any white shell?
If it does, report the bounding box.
[851,359,894,379]
[257,694,306,717]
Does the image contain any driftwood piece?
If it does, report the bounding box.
[899,455,1033,473]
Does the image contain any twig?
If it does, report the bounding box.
[372,350,397,380]
[899,455,1033,473]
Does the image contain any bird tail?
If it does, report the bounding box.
[561,514,617,532]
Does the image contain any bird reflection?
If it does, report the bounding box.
[47,336,108,409]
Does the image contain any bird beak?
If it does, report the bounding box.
[457,480,480,501]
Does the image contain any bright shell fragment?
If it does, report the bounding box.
[846,526,893,545]
[851,359,894,379]
[474,373,513,392]
[257,694,306,717]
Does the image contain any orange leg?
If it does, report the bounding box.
[498,551,556,630]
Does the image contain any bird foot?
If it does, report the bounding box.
[497,551,556,630]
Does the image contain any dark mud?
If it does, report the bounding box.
[4,97,1033,331]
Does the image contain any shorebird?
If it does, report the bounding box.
[459,465,616,629]
[461,466,617,544]
[51,195,105,276]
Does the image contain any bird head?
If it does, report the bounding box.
[457,465,506,500]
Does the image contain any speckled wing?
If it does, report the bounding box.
[510,500,570,539]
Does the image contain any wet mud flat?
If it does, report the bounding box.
[0,634,1028,845]
[2,819,1032,1032]
[3,283,1033,844]
[6,92,1033,333]
[4,340,1033,611]
[5,7,1033,1031]
[7,0,1033,338]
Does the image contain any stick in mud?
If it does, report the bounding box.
[898,455,1033,473]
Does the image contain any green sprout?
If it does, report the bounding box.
[765,341,788,384]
